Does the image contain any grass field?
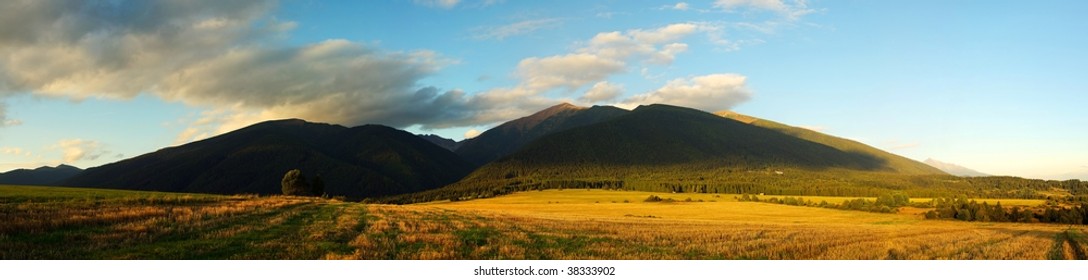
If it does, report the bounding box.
[1,185,1083,259]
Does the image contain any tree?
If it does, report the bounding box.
[282,169,312,196]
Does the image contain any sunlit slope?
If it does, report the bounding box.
[393,104,946,203]
[462,105,938,181]
[716,111,945,175]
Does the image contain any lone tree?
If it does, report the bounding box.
[281,169,312,196]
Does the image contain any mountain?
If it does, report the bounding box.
[392,104,946,203]
[924,158,989,177]
[419,134,462,151]
[455,102,628,166]
[63,119,472,198]
[716,111,946,175]
[494,104,943,172]
[0,164,83,185]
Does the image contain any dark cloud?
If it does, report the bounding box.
[0,0,540,135]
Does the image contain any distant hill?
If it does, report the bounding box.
[0,164,82,185]
[419,134,462,151]
[924,158,989,177]
[454,103,628,166]
[63,119,472,198]
[392,104,946,203]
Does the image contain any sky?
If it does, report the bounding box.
[0,0,1085,180]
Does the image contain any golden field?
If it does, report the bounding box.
[1,186,1083,259]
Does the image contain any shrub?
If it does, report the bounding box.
[281,169,312,196]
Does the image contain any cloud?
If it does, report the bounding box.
[580,82,624,103]
[517,54,625,91]
[620,74,752,112]
[671,2,691,11]
[463,129,481,139]
[0,1,289,101]
[480,0,505,7]
[414,0,461,9]
[156,39,465,129]
[0,103,21,127]
[1,147,30,157]
[54,139,109,163]
[581,23,702,65]
[0,1,537,140]
[444,22,716,122]
[0,1,760,142]
[471,18,563,40]
[446,22,729,122]
[713,0,815,20]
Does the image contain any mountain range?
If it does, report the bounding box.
[63,119,472,198]
[454,103,628,166]
[8,103,956,200]
[0,164,83,186]
[404,104,946,201]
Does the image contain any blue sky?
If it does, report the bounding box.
[0,0,1085,180]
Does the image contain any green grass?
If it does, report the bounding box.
[0,184,224,203]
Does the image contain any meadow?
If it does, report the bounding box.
[1,185,1084,260]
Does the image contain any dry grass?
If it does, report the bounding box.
[1,186,1080,259]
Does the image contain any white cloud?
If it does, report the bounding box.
[54,139,108,163]
[460,22,737,122]
[463,129,481,139]
[414,0,461,9]
[581,23,703,65]
[1,147,30,157]
[580,82,624,103]
[620,74,752,112]
[471,18,563,40]
[517,54,625,91]
[673,2,691,11]
[713,0,815,20]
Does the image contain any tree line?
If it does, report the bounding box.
[739,192,912,213]
[922,196,1088,225]
[378,173,1088,204]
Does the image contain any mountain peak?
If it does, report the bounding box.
[535,102,585,115]
[513,103,588,130]
[454,102,627,166]
[715,110,759,124]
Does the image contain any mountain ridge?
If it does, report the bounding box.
[63,119,472,198]
[0,164,83,186]
[454,102,628,166]
[392,103,947,203]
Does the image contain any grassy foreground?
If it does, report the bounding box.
[1,185,1084,259]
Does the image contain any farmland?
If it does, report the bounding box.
[1,185,1084,260]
